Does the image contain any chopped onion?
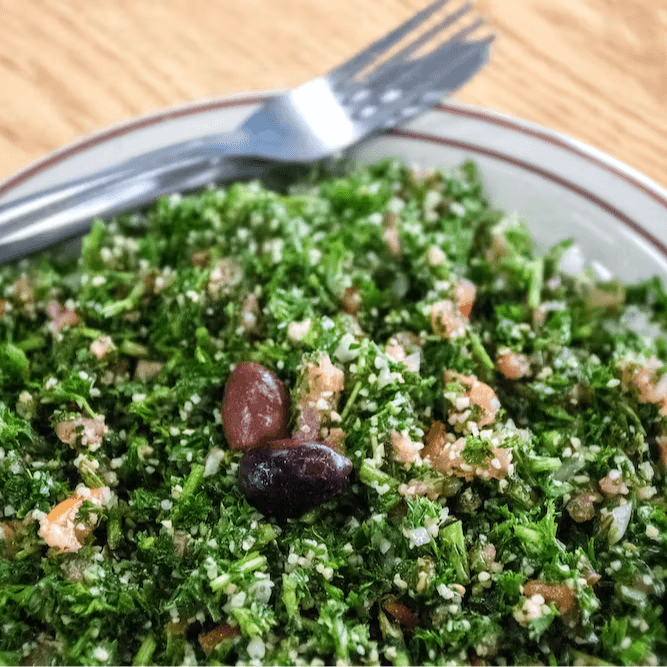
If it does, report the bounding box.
[204,447,225,478]
[334,333,360,363]
[558,244,586,276]
[609,503,632,544]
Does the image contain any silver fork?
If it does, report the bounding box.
[0,0,492,263]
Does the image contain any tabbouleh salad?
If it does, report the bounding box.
[1,159,667,666]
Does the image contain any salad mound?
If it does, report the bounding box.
[0,160,666,665]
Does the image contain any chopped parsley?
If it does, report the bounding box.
[0,159,666,665]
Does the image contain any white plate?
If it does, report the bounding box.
[2,91,667,282]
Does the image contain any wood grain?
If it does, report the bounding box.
[1,0,665,186]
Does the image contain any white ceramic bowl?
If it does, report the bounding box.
[2,91,667,281]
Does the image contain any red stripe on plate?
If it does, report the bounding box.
[436,103,667,213]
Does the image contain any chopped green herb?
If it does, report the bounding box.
[0,159,666,665]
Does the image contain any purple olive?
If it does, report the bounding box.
[239,441,353,519]
[221,362,290,451]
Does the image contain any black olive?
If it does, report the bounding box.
[220,362,290,451]
[239,441,353,519]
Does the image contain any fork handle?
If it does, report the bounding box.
[0,127,250,228]
[0,154,265,265]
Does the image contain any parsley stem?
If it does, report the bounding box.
[620,402,645,436]
[229,607,263,637]
[119,340,150,357]
[392,650,412,666]
[77,396,97,419]
[75,326,106,339]
[14,544,43,560]
[238,552,267,573]
[339,380,363,423]
[171,463,205,523]
[359,459,397,489]
[370,432,379,459]
[78,456,106,488]
[209,572,231,592]
[527,455,562,474]
[528,258,544,309]
[282,573,299,619]
[132,633,157,667]
[569,651,609,667]
[439,521,469,584]
[101,281,145,318]
[0,343,29,379]
[210,553,267,592]
[15,333,45,352]
[107,513,122,550]
[181,464,205,500]
[469,331,494,371]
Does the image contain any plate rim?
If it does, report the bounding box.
[3,90,667,269]
[433,104,667,211]
[2,90,667,209]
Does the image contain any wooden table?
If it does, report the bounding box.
[1,0,666,186]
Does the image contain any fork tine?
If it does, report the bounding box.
[412,33,493,93]
[410,37,492,95]
[371,37,493,128]
[370,36,489,105]
[339,14,490,103]
[414,36,493,101]
[370,3,474,72]
[327,0,451,82]
[368,5,479,83]
[400,13,487,65]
